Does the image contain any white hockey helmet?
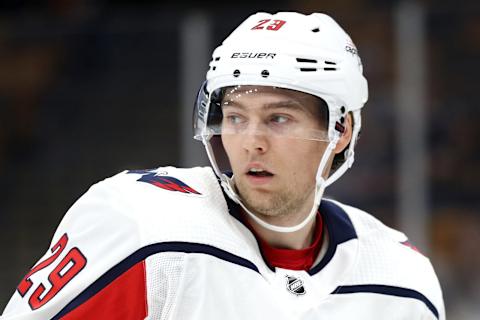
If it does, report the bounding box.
[193,12,368,232]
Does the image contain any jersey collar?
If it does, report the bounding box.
[224,192,358,274]
[241,212,324,271]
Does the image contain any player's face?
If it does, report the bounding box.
[221,86,330,219]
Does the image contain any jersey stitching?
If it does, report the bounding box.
[167,254,187,320]
[141,260,148,318]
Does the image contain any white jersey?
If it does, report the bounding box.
[1,166,445,320]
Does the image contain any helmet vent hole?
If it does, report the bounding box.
[214,57,220,61]
[296,58,317,63]
[261,70,270,78]
[212,66,216,71]
[300,68,317,72]
[325,61,336,65]
[324,67,337,71]
[233,69,240,77]
[312,27,320,33]
[340,106,346,113]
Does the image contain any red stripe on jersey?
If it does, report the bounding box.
[61,261,147,319]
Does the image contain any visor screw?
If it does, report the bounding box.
[233,69,241,77]
[261,70,270,78]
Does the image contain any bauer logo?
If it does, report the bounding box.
[285,275,306,295]
[231,52,276,59]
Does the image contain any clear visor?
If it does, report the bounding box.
[194,83,330,142]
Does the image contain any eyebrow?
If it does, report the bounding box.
[222,99,307,113]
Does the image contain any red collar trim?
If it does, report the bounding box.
[243,213,324,271]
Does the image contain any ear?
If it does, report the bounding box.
[334,113,353,154]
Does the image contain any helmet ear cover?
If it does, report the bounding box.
[205,88,224,128]
[331,111,358,172]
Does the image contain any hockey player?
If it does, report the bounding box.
[1,12,445,319]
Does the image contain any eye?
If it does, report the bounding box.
[225,114,244,125]
[270,115,289,124]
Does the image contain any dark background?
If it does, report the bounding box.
[0,1,479,318]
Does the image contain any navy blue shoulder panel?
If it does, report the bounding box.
[333,284,439,319]
[320,200,357,244]
[309,200,357,275]
[52,242,259,320]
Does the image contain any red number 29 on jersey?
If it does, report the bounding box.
[16,233,87,310]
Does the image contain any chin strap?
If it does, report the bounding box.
[221,176,325,233]
[219,135,339,233]
[325,149,354,187]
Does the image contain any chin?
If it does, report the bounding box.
[245,197,281,217]
[240,194,269,214]
[236,182,283,214]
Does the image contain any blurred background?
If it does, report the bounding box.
[0,0,478,318]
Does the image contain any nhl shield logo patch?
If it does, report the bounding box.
[285,275,306,295]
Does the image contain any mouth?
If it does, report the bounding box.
[246,167,274,177]
[244,164,274,185]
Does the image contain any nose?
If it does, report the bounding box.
[241,127,269,154]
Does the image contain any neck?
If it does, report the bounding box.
[240,189,319,249]
[241,207,318,250]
